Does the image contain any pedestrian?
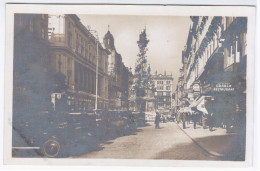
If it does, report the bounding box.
[177,112,180,124]
[155,112,160,129]
[186,112,190,124]
[207,113,215,131]
[198,112,202,126]
[193,112,198,129]
[182,112,187,129]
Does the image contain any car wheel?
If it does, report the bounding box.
[42,139,61,158]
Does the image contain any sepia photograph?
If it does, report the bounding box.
[3,4,256,167]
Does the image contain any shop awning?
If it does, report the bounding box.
[178,108,184,113]
[189,96,204,108]
[189,96,212,114]
[197,99,208,114]
[184,107,193,113]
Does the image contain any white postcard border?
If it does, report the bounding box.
[4,4,256,167]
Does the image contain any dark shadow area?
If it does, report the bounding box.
[154,133,245,161]
[12,111,151,158]
[193,134,245,161]
[154,142,218,160]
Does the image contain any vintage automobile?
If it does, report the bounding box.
[12,110,98,158]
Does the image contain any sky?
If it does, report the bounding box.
[78,15,192,89]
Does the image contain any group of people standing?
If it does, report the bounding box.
[154,111,215,132]
[176,111,215,131]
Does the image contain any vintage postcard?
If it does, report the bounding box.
[4,4,256,167]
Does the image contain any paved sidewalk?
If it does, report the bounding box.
[176,122,244,161]
[79,122,216,160]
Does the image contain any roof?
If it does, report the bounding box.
[104,30,114,40]
[152,74,173,80]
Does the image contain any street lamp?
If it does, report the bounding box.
[89,30,99,115]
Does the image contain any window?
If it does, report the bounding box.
[213,35,216,49]
[226,17,233,28]
[166,81,171,84]
[166,86,171,90]
[68,33,72,48]
[41,28,45,39]
[224,45,235,68]
[81,46,84,55]
[76,42,79,53]
[157,92,163,96]
[157,81,164,84]
[19,15,23,25]
[157,86,163,90]
[29,20,34,32]
[67,57,71,65]
[166,92,171,96]
[85,49,88,59]
[240,32,247,57]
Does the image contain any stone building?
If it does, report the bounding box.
[178,16,247,134]
[152,72,174,113]
[48,14,109,112]
[13,14,52,114]
[103,29,130,111]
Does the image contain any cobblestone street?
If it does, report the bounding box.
[78,122,218,160]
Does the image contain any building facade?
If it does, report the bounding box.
[48,14,109,112]
[13,14,52,114]
[177,16,247,134]
[103,30,130,111]
[152,72,174,113]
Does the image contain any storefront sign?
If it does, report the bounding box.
[213,82,234,92]
[193,83,200,92]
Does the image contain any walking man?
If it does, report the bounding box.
[155,112,160,129]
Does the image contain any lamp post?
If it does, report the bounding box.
[89,30,99,115]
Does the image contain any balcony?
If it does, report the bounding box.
[48,34,66,46]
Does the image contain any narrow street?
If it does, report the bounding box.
[78,122,218,160]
